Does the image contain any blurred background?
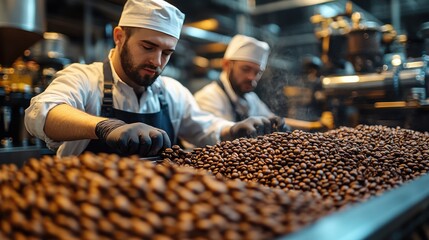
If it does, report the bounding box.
[1,0,429,149]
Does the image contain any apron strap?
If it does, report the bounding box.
[216,80,248,122]
[102,60,114,117]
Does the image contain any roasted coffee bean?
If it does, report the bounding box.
[131,217,153,237]
[152,201,171,214]
[114,195,130,213]
[55,195,78,214]
[55,214,80,233]
[81,203,102,220]
[108,212,131,231]
[98,219,114,234]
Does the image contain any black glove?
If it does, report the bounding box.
[95,119,171,156]
[269,116,291,132]
[229,116,272,139]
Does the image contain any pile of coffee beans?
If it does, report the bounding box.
[0,153,334,240]
[164,125,429,208]
[2,124,427,239]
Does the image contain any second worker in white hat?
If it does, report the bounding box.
[194,34,290,132]
[194,34,335,132]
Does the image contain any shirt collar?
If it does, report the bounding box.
[220,71,249,105]
[220,71,239,103]
[220,71,249,115]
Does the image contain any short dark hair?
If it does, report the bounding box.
[122,26,137,38]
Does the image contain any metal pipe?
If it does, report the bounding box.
[391,0,401,33]
[83,1,93,63]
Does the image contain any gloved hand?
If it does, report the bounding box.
[229,116,272,139]
[95,119,171,156]
[268,116,291,132]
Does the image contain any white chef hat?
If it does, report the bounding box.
[118,0,185,39]
[224,34,270,70]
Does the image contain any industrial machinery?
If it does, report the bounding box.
[322,55,429,132]
[0,0,46,148]
[312,4,429,132]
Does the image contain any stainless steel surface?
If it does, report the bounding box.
[0,0,46,65]
[322,59,428,92]
[0,0,45,32]
[322,69,425,91]
[0,146,51,167]
[139,156,163,163]
[280,173,429,240]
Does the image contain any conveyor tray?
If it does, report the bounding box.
[279,172,429,240]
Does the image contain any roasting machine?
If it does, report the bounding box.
[312,4,429,132]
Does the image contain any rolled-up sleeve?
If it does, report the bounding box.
[24,62,102,151]
[25,100,64,150]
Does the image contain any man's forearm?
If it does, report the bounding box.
[44,104,107,141]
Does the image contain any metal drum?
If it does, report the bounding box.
[347,21,383,73]
[0,0,46,66]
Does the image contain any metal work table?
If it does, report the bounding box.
[0,146,55,167]
[281,173,429,240]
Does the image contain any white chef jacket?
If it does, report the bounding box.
[194,71,275,122]
[25,54,234,157]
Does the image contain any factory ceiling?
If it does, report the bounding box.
[43,0,429,62]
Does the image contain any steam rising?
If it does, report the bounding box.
[255,37,323,122]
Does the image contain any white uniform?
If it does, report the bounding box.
[194,71,275,122]
[25,58,233,157]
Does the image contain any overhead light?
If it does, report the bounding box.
[193,56,210,68]
[196,42,228,54]
[391,54,402,67]
[181,26,231,44]
[251,0,334,15]
[185,18,219,31]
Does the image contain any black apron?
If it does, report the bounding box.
[85,60,176,155]
[216,80,248,122]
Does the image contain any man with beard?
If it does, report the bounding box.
[24,0,274,158]
[194,34,333,131]
[194,35,290,130]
